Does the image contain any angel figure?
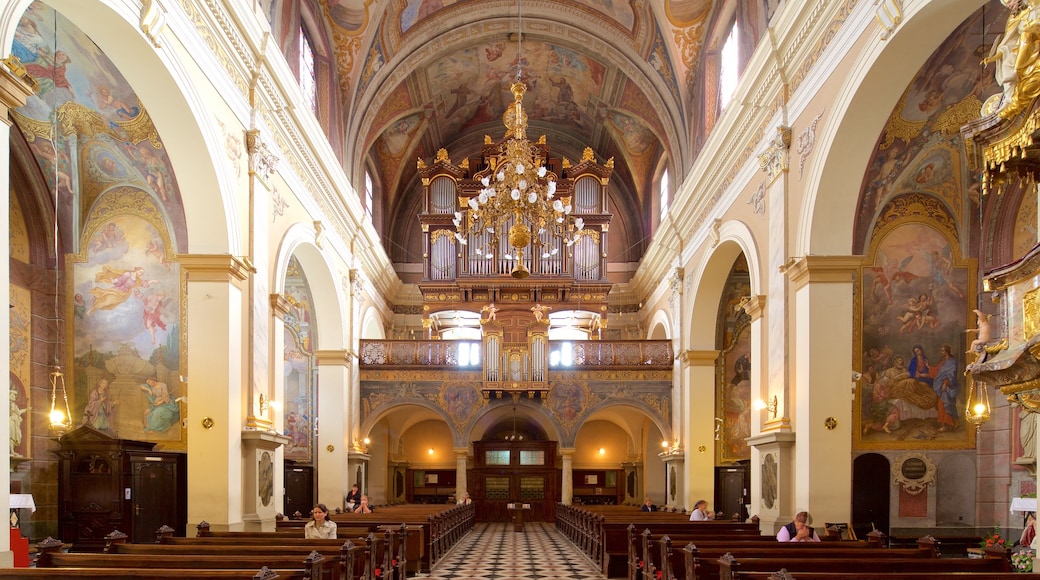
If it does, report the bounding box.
[531,303,551,322]
[968,309,993,353]
[481,302,498,322]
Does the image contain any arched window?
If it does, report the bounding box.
[660,168,670,217]
[719,22,740,112]
[364,171,374,219]
[298,27,317,115]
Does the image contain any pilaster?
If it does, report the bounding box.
[679,349,719,511]
[313,349,352,507]
[560,448,575,505]
[181,255,250,532]
[787,256,860,524]
[454,448,470,500]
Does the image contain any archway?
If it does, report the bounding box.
[852,453,891,540]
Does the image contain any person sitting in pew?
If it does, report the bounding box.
[304,503,337,539]
[457,492,473,505]
[777,511,821,542]
[345,483,362,510]
[689,499,714,521]
[354,495,375,514]
[641,497,656,512]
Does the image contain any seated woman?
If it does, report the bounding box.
[689,499,713,521]
[304,504,336,539]
[345,484,362,510]
[354,495,374,514]
[640,497,655,512]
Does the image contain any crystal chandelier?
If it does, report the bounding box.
[452,1,583,279]
[505,404,524,441]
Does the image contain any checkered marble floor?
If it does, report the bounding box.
[427,522,603,579]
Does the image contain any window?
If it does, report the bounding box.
[299,27,317,115]
[456,342,481,367]
[485,451,510,466]
[549,341,575,368]
[364,171,374,218]
[519,450,545,466]
[660,168,670,216]
[719,22,740,112]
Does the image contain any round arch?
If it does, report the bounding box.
[647,310,671,340]
[4,0,239,255]
[360,400,454,445]
[687,221,761,349]
[799,0,986,256]
[359,306,385,340]
[467,399,564,447]
[273,223,347,351]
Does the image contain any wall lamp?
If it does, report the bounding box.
[754,395,778,419]
[258,393,280,414]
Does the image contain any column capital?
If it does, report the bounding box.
[453,447,471,456]
[313,349,353,365]
[270,293,293,319]
[0,60,36,125]
[785,256,862,289]
[181,254,252,284]
[559,447,576,456]
[677,349,719,367]
[740,295,766,321]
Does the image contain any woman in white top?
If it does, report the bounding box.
[689,499,713,521]
[304,503,337,539]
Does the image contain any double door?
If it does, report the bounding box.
[470,440,559,523]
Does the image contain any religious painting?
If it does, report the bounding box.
[71,193,183,445]
[283,255,317,463]
[547,382,587,427]
[439,384,480,427]
[854,204,975,450]
[716,256,751,463]
[400,0,459,33]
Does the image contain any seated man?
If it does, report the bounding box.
[640,496,655,512]
[777,511,820,542]
[353,495,374,514]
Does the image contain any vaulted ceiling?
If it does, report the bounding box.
[301,0,718,271]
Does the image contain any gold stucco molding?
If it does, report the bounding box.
[180,254,252,284]
[313,349,354,366]
[677,349,719,367]
[0,58,36,124]
[786,256,862,289]
[270,293,293,319]
[740,295,766,321]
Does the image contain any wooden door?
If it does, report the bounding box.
[715,462,750,520]
[853,453,891,540]
[284,464,314,517]
[131,454,184,543]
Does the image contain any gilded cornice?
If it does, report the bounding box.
[313,349,354,365]
[677,349,719,367]
[786,256,862,289]
[180,254,252,284]
[270,293,293,319]
[0,59,36,123]
[740,295,766,321]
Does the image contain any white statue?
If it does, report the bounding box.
[9,390,27,456]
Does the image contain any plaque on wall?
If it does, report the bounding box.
[891,452,936,495]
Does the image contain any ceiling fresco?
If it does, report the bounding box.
[284,0,719,265]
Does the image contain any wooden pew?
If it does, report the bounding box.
[196,521,372,539]
[0,568,287,579]
[732,571,1023,580]
[659,536,931,580]
[714,551,1011,580]
[38,553,333,579]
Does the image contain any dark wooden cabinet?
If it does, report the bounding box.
[572,469,622,505]
[56,426,186,549]
[470,440,559,523]
[406,469,456,504]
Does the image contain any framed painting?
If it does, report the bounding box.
[854,197,976,450]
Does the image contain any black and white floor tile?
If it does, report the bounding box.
[427,522,602,579]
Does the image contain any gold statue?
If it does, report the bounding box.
[982,0,1040,117]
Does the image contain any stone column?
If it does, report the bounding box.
[742,296,767,525]
[454,448,470,500]
[181,255,251,533]
[787,256,859,524]
[269,294,292,514]
[560,448,575,505]
[314,350,351,507]
[0,57,37,565]
[679,349,719,511]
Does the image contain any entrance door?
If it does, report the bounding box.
[285,464,314,518]
[471,440,559,522]
[852,453,891,540]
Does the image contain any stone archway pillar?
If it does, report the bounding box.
[560,448,575,505]
[181,255,251,533]
[787,256,859,524]
[742,296,767,524]
[0,60,37,565]
[314,350,351,507]
[679,350,719,512]
[454,447,470,501]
